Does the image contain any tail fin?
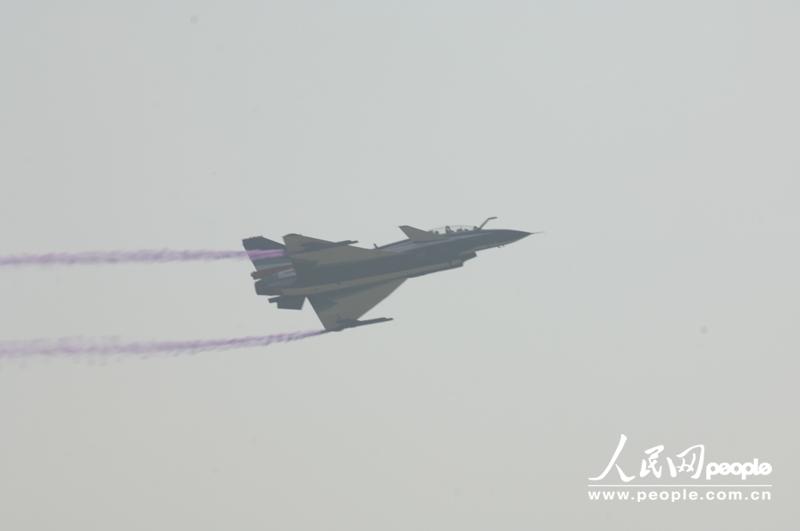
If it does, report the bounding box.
[242,236,297,295]
[243,236,284,268]
[243,236,284,251]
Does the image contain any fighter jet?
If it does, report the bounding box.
[242,217,534,331]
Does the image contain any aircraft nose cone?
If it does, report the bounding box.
[489,229,532,247]
[497,229,531,244]
[507,230,532,242]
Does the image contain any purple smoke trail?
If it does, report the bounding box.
[0,330,325,360]
[0,249,285,267]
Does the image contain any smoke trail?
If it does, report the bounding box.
[0,249,285,267]
[0,330,325,360]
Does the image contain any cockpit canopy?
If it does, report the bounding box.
[429,224,478,235]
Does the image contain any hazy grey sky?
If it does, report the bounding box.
[0,2,797,529]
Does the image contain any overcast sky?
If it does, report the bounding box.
[0,2,797,529]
